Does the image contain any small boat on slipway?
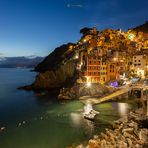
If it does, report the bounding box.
[83,104,100,120]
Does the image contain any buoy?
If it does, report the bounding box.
[22,121,26,124]
[18,123,22,127]
[0,127,6,132]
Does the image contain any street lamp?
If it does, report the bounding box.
[83,39,87,42]
[74,53,79,59]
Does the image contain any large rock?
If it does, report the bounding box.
[138,129,148,142]
[33,61,77,89]
[20,43,78,90]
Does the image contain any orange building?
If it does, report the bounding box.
[107,61,120,82]
[79,48,125,84]
[82,49,101,83]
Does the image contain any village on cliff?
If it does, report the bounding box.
[25,22,148,100]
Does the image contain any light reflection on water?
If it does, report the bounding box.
[118,103,130,116]
[70,113,82,127]
[112,102,130,116]
[70,112,95,135]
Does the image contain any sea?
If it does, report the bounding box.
[0,68,137,148]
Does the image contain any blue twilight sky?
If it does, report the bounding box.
[0,0,147,57]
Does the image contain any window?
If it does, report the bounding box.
[103,77,106,82]
[139,60,140,62]
[134,64,137,66]
[135,60,136,62]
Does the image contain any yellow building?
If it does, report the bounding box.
[131,55,146,78]
[145,57,148,77]
[100,61,107,84]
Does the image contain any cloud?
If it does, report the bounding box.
[67,4,83,8]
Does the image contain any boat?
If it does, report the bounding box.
[83,104,100,120]
[83,110,96,120]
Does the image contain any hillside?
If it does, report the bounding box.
[0,56,44,68]
[35,43,75,72]
[132,21,148,33]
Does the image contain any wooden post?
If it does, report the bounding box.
[146,90,148,116]
[147,100,148,116]
[141,88,146,114]
[141,88,143,98]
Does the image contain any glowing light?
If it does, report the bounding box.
[110,81,118,87]
[74,53,79,59]
[128,34,135,40]
[83,39,87,42]
[86,82,91,87]
[118,103,129,116]
[113,58,118,61]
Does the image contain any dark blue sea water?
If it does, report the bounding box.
[0,68,135,148]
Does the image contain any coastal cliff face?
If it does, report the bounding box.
[33,60,77,89]
[23,43,78,90]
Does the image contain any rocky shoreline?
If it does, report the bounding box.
[70,108,148,148]
[58,84,117,100]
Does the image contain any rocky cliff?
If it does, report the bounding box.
[33,60,77,89]
[21,43,78,91]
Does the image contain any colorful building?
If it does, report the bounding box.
[83,49,101,83]
[130,55,145,78]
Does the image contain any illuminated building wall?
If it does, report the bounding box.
[107,62,120,82]
[83,49,101,83]
[100,61,107,84]
[131,55,145,77]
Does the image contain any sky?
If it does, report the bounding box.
[0,0,147,57]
